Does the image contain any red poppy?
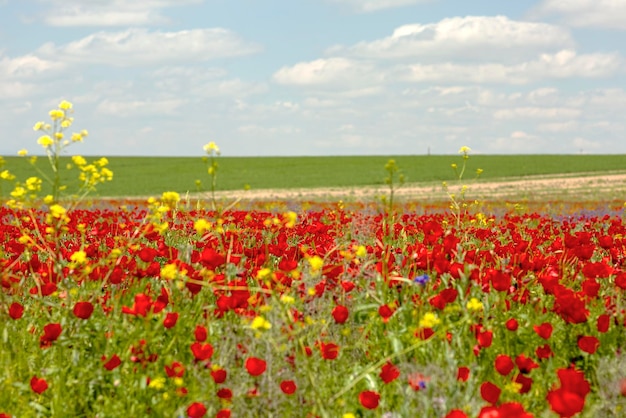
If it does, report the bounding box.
[165,361,185,378]
[494,354,515,376]
[480,381,501,405]
[379,361,400,384]
[445,410,468,418]
[577,335,600,354]
[319,342,340,360]
[216,410,231,418]
[457,366,470,382]
[505,318,519,331]
[358,390,380,409]
[194,325,208,342]
[163,312,179,329]
[30,376,48,394]
[73,301,94,320]
[245,357,267,376]
[8,302,24,320]
[102,354,121,371]
[187,402,207,418]
[515,354,539,374]
[190,342,214,361]
[280,380,297,394]
[40,323,62,347]
[211,368,227,384]
[217,388,233,400]
[476,330,493,348]
[378,304,395,321]
[331,305,349,324]
[533,322,553,340]
[597,314,610,333]
[536,344,554,359]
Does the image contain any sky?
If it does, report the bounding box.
[0,0,625,157]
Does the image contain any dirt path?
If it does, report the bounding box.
[207,171,626,202]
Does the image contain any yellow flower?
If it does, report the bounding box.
[25,177,42,191]
[160,263,179,280]
[37,135,54,147]
[0,170,15,181]
[43,195,54,205]
[96,157,109,167]
[148,376,166,390]
[458,146,471,154]
[17,149,28,156]
[194,219,212,234]
[466,297,484,311]
[33,121,44,131]
[71,133,83,142]
[49,204,67,219]
[280,294,295,304]
[70,250,87,264]
[308,255,324,272]
[354,245,367,258]
[61,119,72,128]
[343,414,356,418]
[72,155,87,166]
[49,109,64,120]
[203,141,220,154]
[10,186,26,199]
[161,191,180,210]
[283,211,297,228]
[419,312,441,328]
[58,100,73,110]
[256,268,272,280]
[250,316,272,330]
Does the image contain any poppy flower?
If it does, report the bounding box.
[194,325,208,342]
[380,361,400,383]
[30,376,48,394]
[457,366,470,382]
[358,390,380,409]
[102,354,121,371]
[211,368,227,384]
[597,314,610,333]
[165,361,185,378]
[331,305,349,324]
[216,410,231,418]
[445,410,468,418]
[73,301,94,320]
[217,388,233,400]
[280,380,297,395]
[8,302,24,320]
[577,336,600,354]
[495,354,515,376]
[245,357,267,376]
[163,312,179,329]
[40,323,62,347]
[505,318,519,331]
[319,342,340,360]
[190,342,214,361]
[187,402,207,418]
[533,323,553,340]
[378,304,395,321]
[480,381,501,405]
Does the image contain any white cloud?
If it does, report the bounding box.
[328,0,432,13]
[332,16,573,60]
[39,0,203,27]
[537,121,579,132]
[0,54,65,78]
[493,107,581,120]
[572,137,603,151]
[489,131,544,153]
[0,81,36,98]
[399,50,621,84]
[96,98,186,117]
[37,28,261,66]
[531,0,626,30]
[273,57,381,86]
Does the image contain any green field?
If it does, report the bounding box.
[2,154,626,197]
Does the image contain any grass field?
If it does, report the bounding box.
[2,154,626,197]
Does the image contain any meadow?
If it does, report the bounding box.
[2,154,626,197]
[1,102,626,418]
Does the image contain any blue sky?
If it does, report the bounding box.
[1,0,625,156]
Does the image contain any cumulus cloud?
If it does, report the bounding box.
[36,28,261,66]
[39,0,203,27]
[96,98,186,117]
[331,16,573,61]
[328,0,432,13]
[0,54,65,78]
[531,0,626,30]
[273,57,381,86]
[493,107,582,120]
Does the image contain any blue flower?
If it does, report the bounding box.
[413,274,430,285]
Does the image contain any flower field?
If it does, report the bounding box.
[2,102,626,417]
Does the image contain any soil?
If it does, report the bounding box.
[208,171,626,203]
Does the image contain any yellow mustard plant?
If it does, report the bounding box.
[419,312,441,328]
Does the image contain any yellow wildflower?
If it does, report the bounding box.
[203,141,220,154]
[148,377,166,390]
[160,263,179,280]
[58,100,73,110]
[17,149,28,156]
[283,211,297,228]
[161,191,180,210]
[70,250,87,264]
[33,121,44,131]
[10,186,26,199]
[194,219,212,234]
[37,135,54,147]
[308,255,324,273]
[250,316,272,331]
[419,312,441,328]
[466,298,484,312]
[49,109,64,120]
[0,170,15,180]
